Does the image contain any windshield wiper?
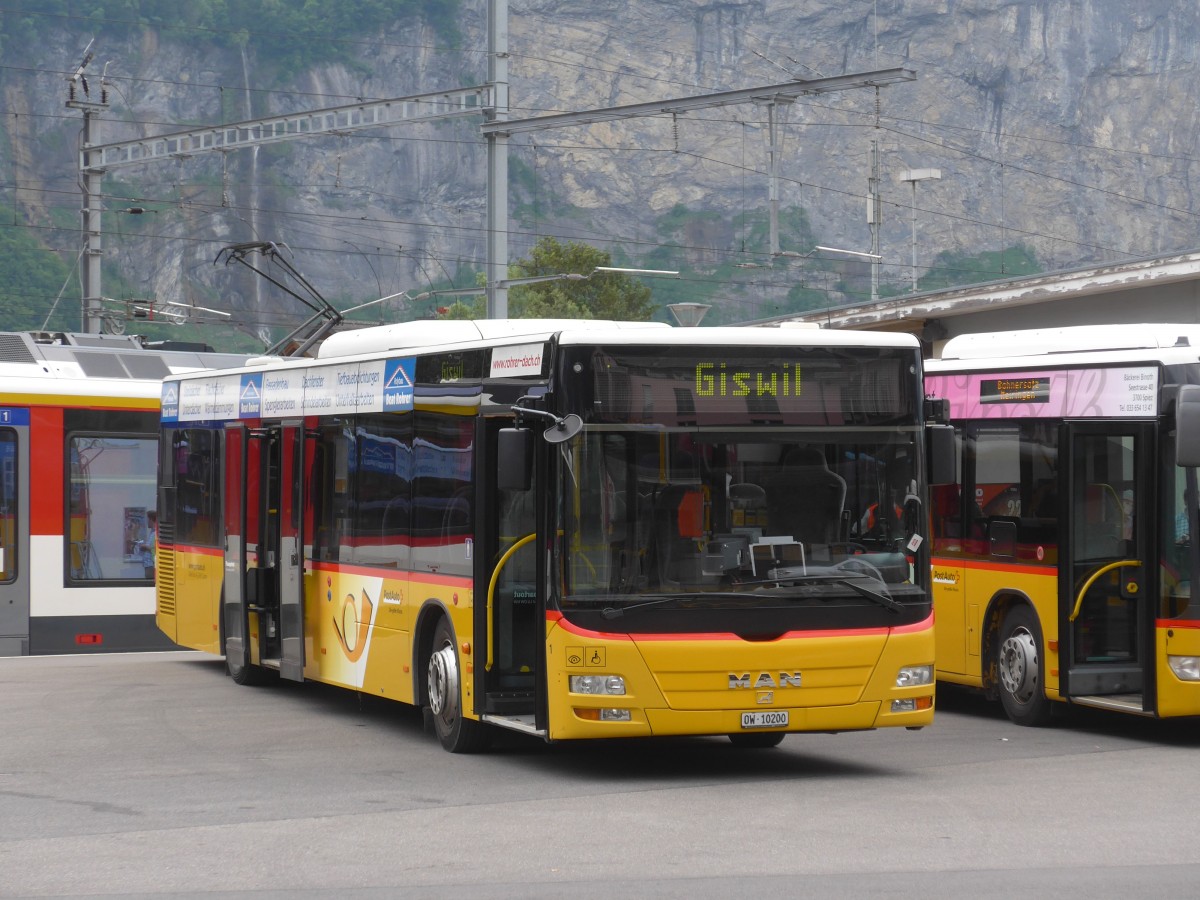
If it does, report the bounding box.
[836,578,904,614]
[600,596,677,619]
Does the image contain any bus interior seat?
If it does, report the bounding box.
[767,447,846,545]
[653,484,707,587]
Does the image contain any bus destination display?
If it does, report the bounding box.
[980,377,1050,404]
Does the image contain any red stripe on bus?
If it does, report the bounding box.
[930,556,1054,576]
[167,545,473,589]
[1156,618,1200,629]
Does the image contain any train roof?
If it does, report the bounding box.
[0,331,250,402]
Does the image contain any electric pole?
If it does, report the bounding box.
[65,41,110,334]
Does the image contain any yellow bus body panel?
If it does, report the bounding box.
[544,616,934,739]
[1156,623,1200,717]
[933,558,1061,699]
[161,551,936,737]
[159,547,224,655]
[301,566,471,712]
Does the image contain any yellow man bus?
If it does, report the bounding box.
[156,319,943,751]
[926,323,1200,724]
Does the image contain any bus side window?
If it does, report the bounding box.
[932,484,962,539]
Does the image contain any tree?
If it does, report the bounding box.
[918,244,1040,292]
[507,237,654,321]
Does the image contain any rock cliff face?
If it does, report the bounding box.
[4,1,1200,336]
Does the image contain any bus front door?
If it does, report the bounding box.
[477,419,545,737]
[223,421,306,681]
[1064,423,1154,711]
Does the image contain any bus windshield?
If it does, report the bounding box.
[551,344,929,633]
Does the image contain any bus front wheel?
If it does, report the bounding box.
[996,605,1053,726]
[426,619,491,753]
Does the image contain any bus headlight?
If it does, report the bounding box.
[569,674,626,695]
[896,665,933,687]
[1167,655,1200,681]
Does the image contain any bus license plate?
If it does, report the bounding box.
[741,711,789,729]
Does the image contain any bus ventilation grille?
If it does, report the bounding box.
[157,524,176,617]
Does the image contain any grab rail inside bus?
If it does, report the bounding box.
[486,532,537,672]
[1069,559,1140,623]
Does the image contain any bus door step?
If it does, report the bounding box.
[1066,665,1142,696]
[1069,693,1150,715]
[484,690,535,714]
[481,713,543,737]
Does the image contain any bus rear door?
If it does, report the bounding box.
[1063,423,1155,713]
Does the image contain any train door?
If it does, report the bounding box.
[0,414,28,656]
[222,420,306,681]
[476,417,545,736]
[1063,423,1155,712]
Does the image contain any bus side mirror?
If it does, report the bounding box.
[497,427,533,491]
[1177,385,1200,467]
[927,424,957,485]
[924,397,950,425]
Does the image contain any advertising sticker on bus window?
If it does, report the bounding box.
[490,342,545,378]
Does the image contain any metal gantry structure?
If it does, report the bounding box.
[69,0,915,331]
[71,84,494,333]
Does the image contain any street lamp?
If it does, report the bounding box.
[667,303,711,327]
[900,168,941,292]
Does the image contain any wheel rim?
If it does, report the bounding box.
[998,626,1039,704]
[428,642,459,719]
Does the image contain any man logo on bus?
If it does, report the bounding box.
[729,673,802,689]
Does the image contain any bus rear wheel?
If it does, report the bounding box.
[426,619,491,753]
[996,605,1053,726]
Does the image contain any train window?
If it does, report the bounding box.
[0,429,15,582]
[66,434,158,584]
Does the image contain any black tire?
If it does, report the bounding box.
[996,605,1053,726]
[426,619,491,753]
[728,731,786,748]
[226,647,270,686]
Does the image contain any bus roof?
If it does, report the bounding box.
[314,319,920,360]
[937,323,1200,363]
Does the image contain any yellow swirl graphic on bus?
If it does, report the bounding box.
[333,588,374,662]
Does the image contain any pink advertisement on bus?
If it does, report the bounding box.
[926,365,1159,419]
